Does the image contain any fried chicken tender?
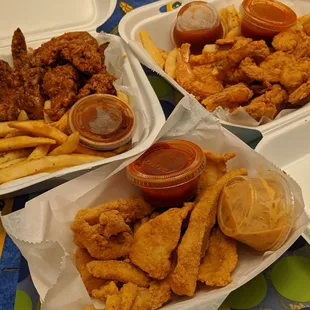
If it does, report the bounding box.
[176,43,223,100]
[87,260,151,287]
[148,280,171,310]
[75,197,153,225]
[99,210,131,238]
[243,84,288,120]
[106,283,138,310]
[130,203,194,280]
[31,31,99,67]
[71,218,133,260]
[202,83,253,112]
[18,67,46,120]
[11,28,30,71]
[74,248,106,294]
[42,64,80,120]
[198,227,238,287]
[0,60,19,121]
[170,168,247,296]
[197,151,236,197]
[131,287,152,310]
[92,281,119,301]
[77,69,116,100]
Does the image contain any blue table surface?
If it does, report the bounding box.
[1,1,310,310]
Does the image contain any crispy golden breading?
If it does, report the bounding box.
[130,203,194,279]
[11,28,30,71]
[87,260,151,287]
[170,169,247,296]
[91,281,119,301]
[74,248,106,294]
[75,198,153,225]
[71,218,133,260]
[148,280,171,309]
[198,227,238,287]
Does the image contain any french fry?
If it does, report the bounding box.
[0,154,102,184]
[139,30,165,69]
[9,121,67,144]
[117,91,130,105]
[44,100,53,123]
[5,130,28,138]
[0,122,17,137]
[225,27,242,40]
[0,158,26,169]
[164,48,178,79]
[17,110,29,121]
[219,8,228,27]
[227,5,240,31]
[50,111,69,133]
[202,44,218,54]
[28,144,51,160]
[159,49,169,61]
[49,132,80,156]
[76,144,116,158]
[0,150,32,165]
[0,136,55,152]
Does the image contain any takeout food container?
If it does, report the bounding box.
[2,97,309,310]
[118,0,310,143]
[0,0,165,198]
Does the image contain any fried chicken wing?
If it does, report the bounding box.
[170,169,247,296]
[176,44,223,100]
[92,281,119,301]
[75,198,153,225]
[198,227,238,287]
[202,83,253,112]
[130,203,194,280]
[75,247,106,294]
[243,84,288,120]
[87,260,151,287]
[11,28,30,71]
[42,64,79,120]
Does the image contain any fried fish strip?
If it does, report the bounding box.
[75,197,153,225]
[130,203,194,279]
[198,227,238,287]
[170,168,247,296]
[87,260,151,287]
[74,248,106,294]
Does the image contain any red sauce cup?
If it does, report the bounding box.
[127,139,206,207]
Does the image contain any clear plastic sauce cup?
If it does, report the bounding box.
[218,171,295,252]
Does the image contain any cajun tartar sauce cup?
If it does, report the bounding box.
[68,94,135,151]
[126,139,206,207]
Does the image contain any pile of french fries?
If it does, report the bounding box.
[139,4,243,79]
[0,91,131,185]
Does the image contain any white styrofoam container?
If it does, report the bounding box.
[118,0,310,142]
[0,0,166,198]
[256,114,310,244]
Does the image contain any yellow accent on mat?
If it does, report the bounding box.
[0,199,14,258]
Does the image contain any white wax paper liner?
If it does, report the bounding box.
[2,96,309,310]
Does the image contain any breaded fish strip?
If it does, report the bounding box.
[74,248,106,294]
[91,281,119,301]
[87,260,151,287]
[75,197,153,225]
[71,218,133,260]
[197,151,236,197]
[106,283,138,310]
[198,227,238,287]
[170,168,247,296]
[130,203,194,279]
